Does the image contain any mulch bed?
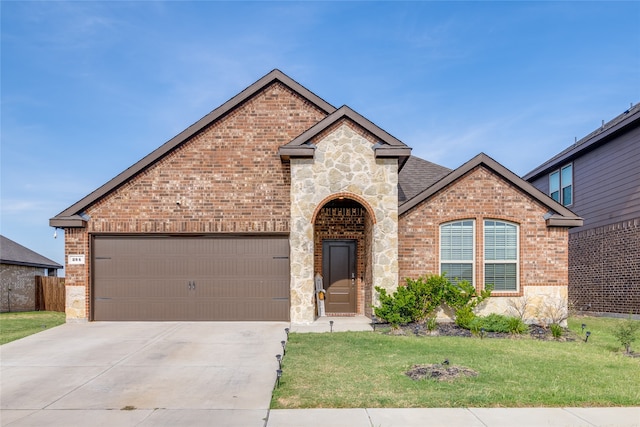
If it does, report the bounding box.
[405,363,478,382]
[377,321,580,342]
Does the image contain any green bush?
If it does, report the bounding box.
[444,279,492,327]
[373,274,494,330]
[507,316,529,334]
[612,314,640,354]
[455,306,476,329]
[467,313,527,334]
[374,274,449,328]
[374,285,417,328]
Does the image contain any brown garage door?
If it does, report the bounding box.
[92,235,290,321]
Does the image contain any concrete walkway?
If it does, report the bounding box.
[1,321,288,427]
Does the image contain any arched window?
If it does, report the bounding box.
[484,220,519,292]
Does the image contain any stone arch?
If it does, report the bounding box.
[311,192,377,225]
[312,193,376,317]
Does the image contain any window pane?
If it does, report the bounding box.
[442,263,473,284]
[485,263,517,291]
[485,221,517,261]
[551,191,560,202]
[561,164,572,186]
[549,171,560,193]
[440,221,473,261]
[562,185,572,205]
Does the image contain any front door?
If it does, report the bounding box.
[322,240,357,314]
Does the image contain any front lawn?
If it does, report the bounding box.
[0,311,66,345]
[271,316,640,408]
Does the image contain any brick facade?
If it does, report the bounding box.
[398,166,570,319]
[54,71,576,323]
[569,218,640,315]
[64,82,327,320]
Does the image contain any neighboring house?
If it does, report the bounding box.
[50,69,582,323]
[1,235,62,312]
[524,103,640,315]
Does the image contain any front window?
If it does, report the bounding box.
[440,220,474,285]
[484,220,519,292]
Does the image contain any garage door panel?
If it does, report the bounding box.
[93,236,290,321]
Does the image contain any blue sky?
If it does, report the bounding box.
[1,1,639,268]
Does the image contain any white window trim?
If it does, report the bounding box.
[483,219,520,293]
[439,219,475,286]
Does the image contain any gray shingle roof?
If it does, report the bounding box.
[0,235,62,269]
[398,156,452,204]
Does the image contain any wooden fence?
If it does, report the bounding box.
[35,276,65,312]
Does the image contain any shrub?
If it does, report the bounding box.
[444,279,493,327]
[467,314,528,335]
[507,316,528,335]
[374,285,417,328]
[406,275,448,323]
[550,323,563,339]
[455,306,476,329]
[612,314,640,354]
[374,274,448,328]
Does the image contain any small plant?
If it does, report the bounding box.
[506,296,532,321]
[426,316,438,332]
[612,314,640,354]
[541,297,569,326]
[550,323,563,339]
[454,306,476,329]
[445,280,492,328]
[467,313,528,335]
[507,316,528,335]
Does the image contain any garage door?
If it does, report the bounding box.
[92,235,290,321]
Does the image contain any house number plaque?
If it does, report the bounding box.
[68,254,85,265]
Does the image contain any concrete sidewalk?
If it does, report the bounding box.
[266,407,640,427]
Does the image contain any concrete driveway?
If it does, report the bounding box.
[1,321,289,426]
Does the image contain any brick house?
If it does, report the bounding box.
[1,235,62,312]
[524,103,640,315]
[50,70,582,323]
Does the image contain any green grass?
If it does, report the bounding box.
[272,316,640,408]
[0,311,66,345]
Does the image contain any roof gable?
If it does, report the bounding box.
[399,153,583,227]
[51,70,336,227]
[278,105,411,164]
[0,235,62,269]
[523,102,640,181]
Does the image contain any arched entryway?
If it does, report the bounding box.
[313,195,375,317]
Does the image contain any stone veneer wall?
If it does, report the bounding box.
[0,264,43,312]
[569,218,640,315]
[289,121,399,323]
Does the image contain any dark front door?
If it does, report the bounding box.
[322,240,356,313]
